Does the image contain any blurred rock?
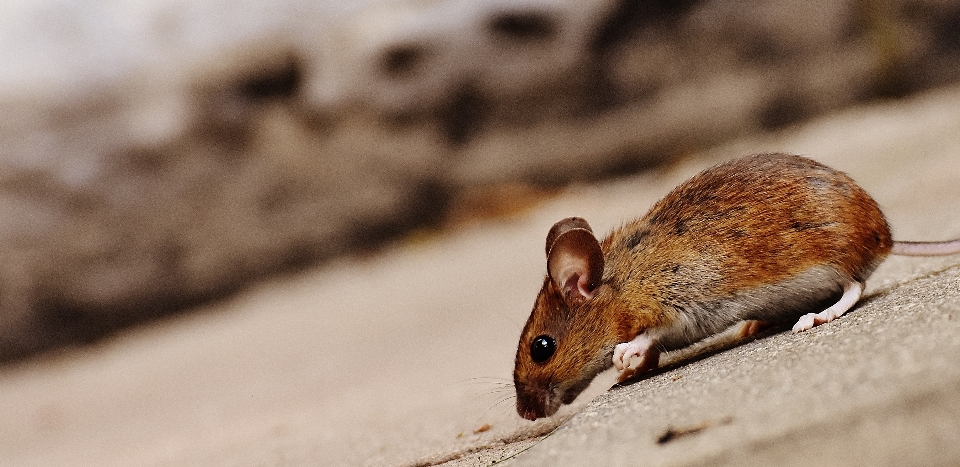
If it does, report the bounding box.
[1,0,960,359]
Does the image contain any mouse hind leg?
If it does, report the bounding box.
[791,281,864,333]
[735,320,771,339]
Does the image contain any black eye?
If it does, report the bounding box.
[529,335,556,363]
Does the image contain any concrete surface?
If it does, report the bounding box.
[1,84,959,467]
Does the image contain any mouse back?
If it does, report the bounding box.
[607,153,894,295]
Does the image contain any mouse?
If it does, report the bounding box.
[513,153,960,421]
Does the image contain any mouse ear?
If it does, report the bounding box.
[545,217,604,304]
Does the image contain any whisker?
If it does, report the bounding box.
[458,375,515,403]
[472,393,518,428]
[460,376,513,386]
[450,374,523,427]
[494,397,516,420]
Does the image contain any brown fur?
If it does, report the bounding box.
[514,154,894,420]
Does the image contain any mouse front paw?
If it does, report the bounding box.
[613,333,660,382]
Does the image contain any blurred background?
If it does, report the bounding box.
[1,0,960,361]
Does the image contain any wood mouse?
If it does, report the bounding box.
[514,153,960,421]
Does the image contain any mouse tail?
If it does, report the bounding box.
[891,239,960,256]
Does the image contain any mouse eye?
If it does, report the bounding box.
[529,335,556,363]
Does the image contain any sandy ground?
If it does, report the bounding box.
[1,84,960,467]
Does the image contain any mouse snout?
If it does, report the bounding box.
[515,382,554,420]
[517,402,543,421]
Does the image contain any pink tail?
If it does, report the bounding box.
[891,239,960,256]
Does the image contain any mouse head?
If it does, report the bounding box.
[514,217,617,420]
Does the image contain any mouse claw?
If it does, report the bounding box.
[613,339,647,371]
[612,344,630,371]
[613,333,660,382]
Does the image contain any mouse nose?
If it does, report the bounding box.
[516,403,543,421]
[515,387,547,420]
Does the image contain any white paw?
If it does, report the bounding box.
[613,341,646,371]
[793,281,864,334]
[792,309,844,333]
[792,313,816,333]
[613,333,660,383]
[612,333,654,371]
